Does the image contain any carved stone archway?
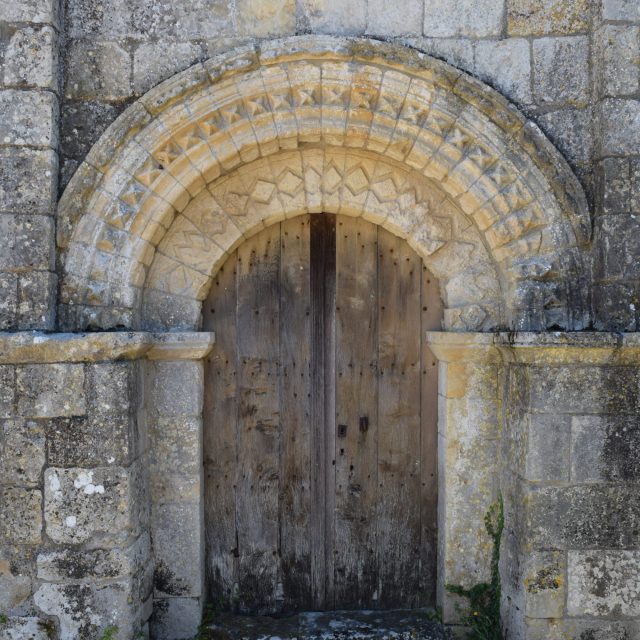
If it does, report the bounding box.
[58,36,590,334]
[54,36,592,637]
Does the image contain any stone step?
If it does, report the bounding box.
[204,609,449,639]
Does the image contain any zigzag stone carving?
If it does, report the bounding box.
[57,36,590,332]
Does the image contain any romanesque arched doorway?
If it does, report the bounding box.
[203,214,442,614]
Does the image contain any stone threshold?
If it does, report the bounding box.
[205,609,450,639]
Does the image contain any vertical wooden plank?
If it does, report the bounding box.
[420,265,442,606]
[203,259,239,609]
[235,224,281,614]
[333,216,379,609]
[376,226,423,609]
[279,215,313,611]
[309,213,336,610]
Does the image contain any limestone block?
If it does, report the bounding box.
[133,41,203,95]
[598,158,630,214]
[523,551,566,618]
[424,0,504,38]
[146,361,203,417]
[16,270,56,331]
[571,415,640,483]
[524,618,639,640]
[533,36,589,106]
[631,158,640,213]
[64,41,131,101]
[149,597,202,640]
[0,90,58,148]
[87,362,135,418]
[0,274,17,331]
[366,0,422,36]
[568,550,640,617]
[34,581,142,640]
[595,214,640,280]
[0,366,15,418]
[0,215,54,272]
[526,484,640,549]
[16,364,86,418]
[592,283,638,332]
[507,0,589,36]
[149,415,201,476]
[0,0,58,25]
[3,26,58,90]
[151,502,202,597]
[0,148,56,214]
[400,37,475,73]
[474,38,532,105]
[0,419,45,486]
[0,488,42,544]
[37,533,150,582]
[528,365,640,414]
[236,0,296,37]
[0,573,31,611]
[299,0,366,35]
[525,414,570,482]
[44,465,145,546]
[599,99,640,155]
[0,617,51,640]
[602,0,640,21]
[597,25,640,97]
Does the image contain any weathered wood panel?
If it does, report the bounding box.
[235,225,282,613]
[333,216,379,609]
[279,215,313,610]
[203,259,239,608]
[376,227,423,609]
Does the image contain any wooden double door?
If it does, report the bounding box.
[203,213,441,615]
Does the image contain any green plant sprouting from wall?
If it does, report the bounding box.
[446,494,504,640]
[98,625,119,640]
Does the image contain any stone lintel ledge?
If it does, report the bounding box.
[426,331,640,365]
[0,331,215,364]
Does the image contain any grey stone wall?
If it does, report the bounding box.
[502,358,640,639]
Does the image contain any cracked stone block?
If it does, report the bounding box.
[0,419,45,486]
[0,90,58,147]
[44,465,145,547]
[507,0,589,36]
[533,36,589,106]
[568,550,640,617]
[16,364,86,418]
[0,488,42,545]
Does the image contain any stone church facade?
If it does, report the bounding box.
[1,0,640,638]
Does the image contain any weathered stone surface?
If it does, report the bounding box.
[599,99,640,155]
[0,148,56,214]
[0,215,54,272]
[524,618,639,640]
[602,0,640,21]
[3,26,58,90]
[595,214,640,281]
[401,37,474,73]
[474,38,532,105]
[598,157,631,215]
[525,413,570,482]
[236,0,296,36]
[299,0,366,34]
[533,36,589,106]
[64,41,131,101]
[526,484,640,549]
[0,419,45,486]
[597,25,640,98]
[149,596,202,640]
[592,283,638,332]
[568,550,640,617]
[133,41,204,95]
[16,270,56,331]
[146,361,203,417]
[523,551,566,619]
[0,573,31,611]
[44,465,145,546]
[0,617,51,640]
[0,0,58,25]
[424,0,504,37]
[0,488,42,545]
[0,366,15,418]
[507,0,589,36]
[366,0,422,36]
[0,274,18,331]
[571,415,640,482]
[16,364,86,418]
[0,90,58,148]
